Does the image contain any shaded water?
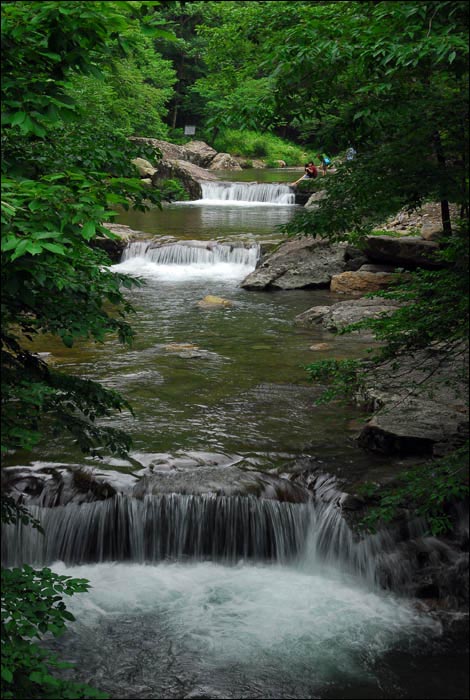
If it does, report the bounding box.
[5,176,468,699]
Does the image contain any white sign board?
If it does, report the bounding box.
[184,125,196,136]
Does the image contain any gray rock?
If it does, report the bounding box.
[152,159,216,199]
[363,235,442,269]
[184,140,218,167]
[208,152,243,171]
[358,263,399,273]
[129,137,189,161]
[295,297,401,332]
[131,157,157,178]
[241,238,350,290]
[305,189,327,209]
[357,344,469,455]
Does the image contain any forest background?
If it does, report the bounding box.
[1,1,468,698]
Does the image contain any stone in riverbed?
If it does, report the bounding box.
[362,235,442,269]
[330,270,404,294]
[198,295,233,308]
[208,152,242,170]
[295,297,401,333]
[241,238,352,290]
[356,344,469,456]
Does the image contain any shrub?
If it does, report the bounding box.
[211,129,307,165]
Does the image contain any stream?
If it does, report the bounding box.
[3,171,468,699]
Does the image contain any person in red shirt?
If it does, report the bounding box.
[291,161,317,186]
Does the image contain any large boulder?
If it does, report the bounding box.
[362,235,442,269]
[330,269,405,294]
[184,140,218,167]
[305,189,327,209]
[241,238,353,290]
[295,297,401,333]
[152,159,217,200]
[131,157,157,178]
[129,137,189,161]
[356,344,469,455]
[208,153,243,171]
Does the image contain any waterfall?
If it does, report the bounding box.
[2,487,438,594]
[200,181,295,205]
[120,240,260,268]
[2,494,312,567]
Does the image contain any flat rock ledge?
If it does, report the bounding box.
[241,237,362,290]
[92,223,151,262]
[295,297,401,334]
[356,344,469,456]
[362,235,441,269]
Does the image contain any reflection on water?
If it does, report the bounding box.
[117,200,298,242]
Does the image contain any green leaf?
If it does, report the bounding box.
[1,667,13,683]
[81,221,96,240]
[10,111,27,126]
[41,242,66,255]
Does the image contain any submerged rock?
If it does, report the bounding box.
[197,295,233,308]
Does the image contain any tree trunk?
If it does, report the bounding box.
[432,130,452,236]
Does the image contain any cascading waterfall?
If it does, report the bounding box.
[120,240,260,267]
[2,494,312,567]
[1,487,429,593]
[200,181,295,205]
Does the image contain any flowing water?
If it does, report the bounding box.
[4,174,468,699]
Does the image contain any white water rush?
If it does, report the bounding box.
[198,181,296,205]
[43,561,440,699]
[113,240,260,281]
[3,490,443,698]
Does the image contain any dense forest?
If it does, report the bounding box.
[1,1,468,698]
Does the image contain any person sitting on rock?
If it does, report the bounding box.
[291,162,318,187]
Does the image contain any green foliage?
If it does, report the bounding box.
[280,1,469,238]
[211,129,306,165]
[359,443,469,535]
[1,565,107,699]
[0,173,148,455]
[295,178,324,193]
[0,1,179,457]
[305,359,364,405]
[159,178,189,202]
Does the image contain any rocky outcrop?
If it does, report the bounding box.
[241,238,356,290]
[129,137,189,161]
[131,157,157,178]
[356,344,469,456]
[362,235,442,269]
[184,140,218,167]
[92,223,150,262]
[295,297,402,333]
[151,159,217,199]
[330,267,406,294]
[378,201,460,240]
[208,152,243,171]
[305,189,327,209]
